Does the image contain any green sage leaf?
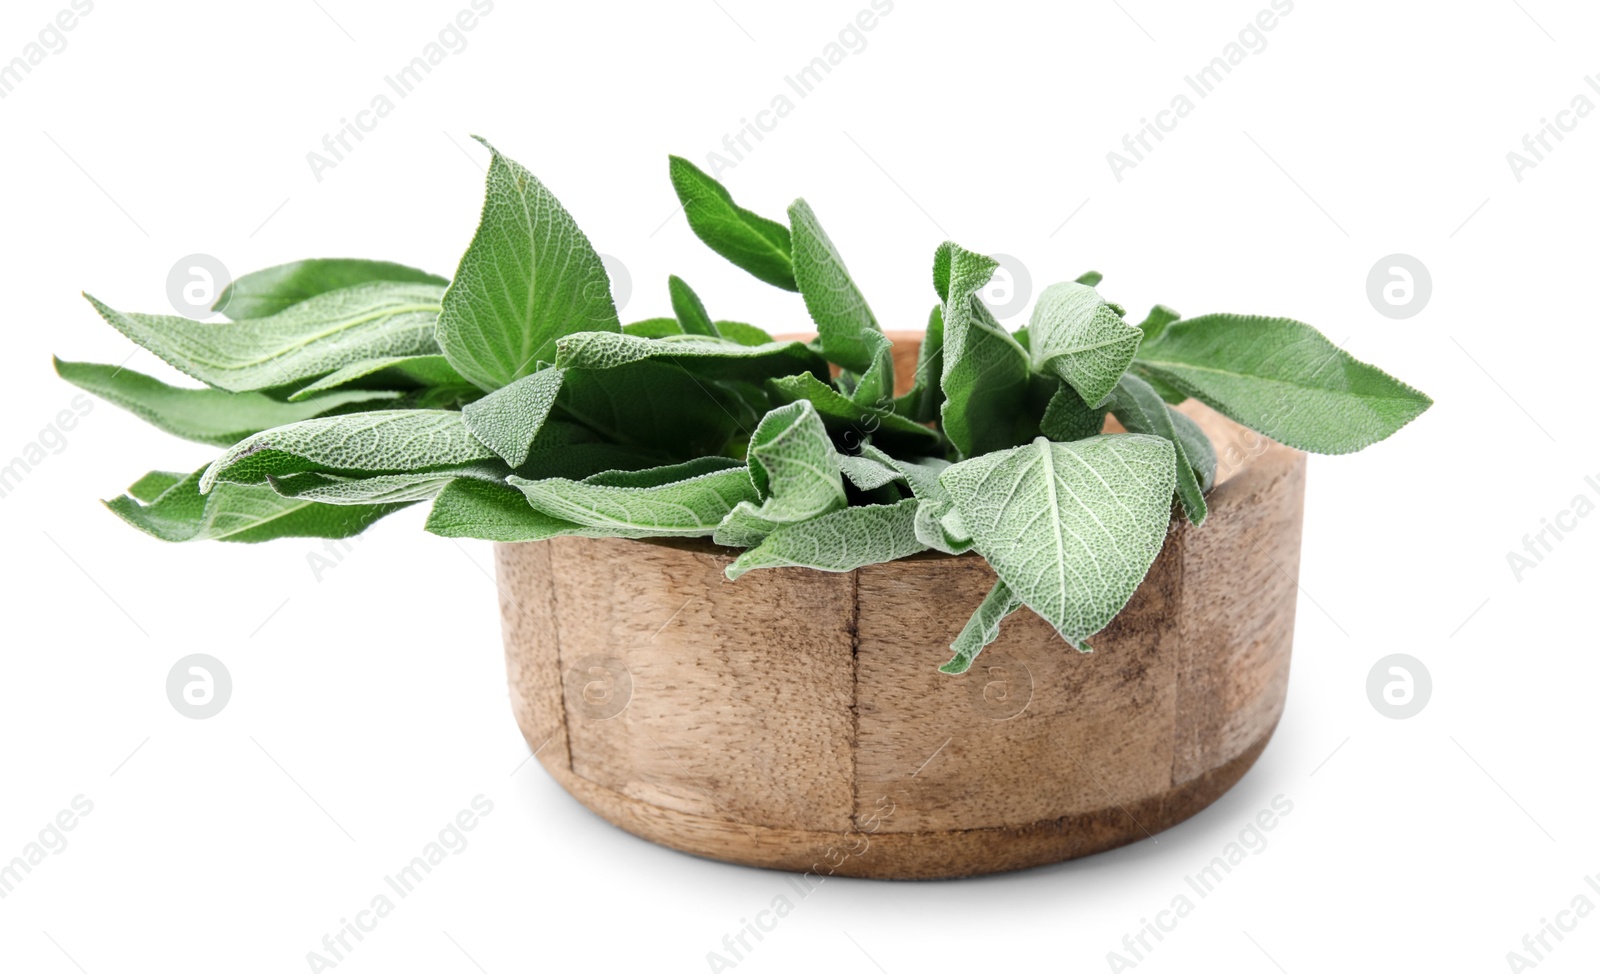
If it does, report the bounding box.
[287,355,471,401]
[668,275,720,337]
[54,358,398,447]
[1028,281,1143,406]
[1106,373,1211,524]
[460,368,565,466]
[437,138,619,391]
[935,242,1033,457]
[85,282,444,394]
[788,198,887,378]
[201,410,497,492]
[668,155,796,291]
[712,401,847,547]
[1134,314,1434,454]
[939,580,1024,675]
[215,259,446,320]
[108,468,406,543]
[725,497,926,580]
[939,434,1176,649]
[508,464,758,538]
[766,372,944,456]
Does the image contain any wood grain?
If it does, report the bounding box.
[496,333,1306,879]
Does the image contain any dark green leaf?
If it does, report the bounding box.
[215,259,446,320]
[668,276,719,337]
[668,155,796,290]
[55,358,398,447]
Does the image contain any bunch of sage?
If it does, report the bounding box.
[59,137,1431,673]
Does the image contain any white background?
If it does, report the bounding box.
[1,0,1596,971]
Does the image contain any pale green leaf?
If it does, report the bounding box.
[554,330,826,382]
[1134,314,1434,454]
[461,368,565,466]
[201,410,497,492]
[712,401,846,547]
[85,282,444,393]
[712,320,776,347]
[766,372,945,456]
[1039,382,1107,443]
[1137,304,1181,344]
[424,477,581,542]
[939,580,1024,675]
[287,355,471,401]
[508,465,757,538]
[939,434,1176,648]
[836,452,903,492]
[1028,281,1143,406]
[725,498,926,580]
[269,463,506,505]
[622,317,681,338]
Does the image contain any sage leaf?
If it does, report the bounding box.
[109,468,406,543]
[836,452,903,492]
[425,477,581,541]
[788,199,887,377]
[556,361,748,460]
[712,401,847,548]
[1028,281,1144,406]
[939,580,1024,675]
[935,242,1033,457]
[711,320,777,347]
[668,275,720,337]
[582,456,745,487]
[668,155,797,291]
[1039,382,1107,443]
[127,469,186,503]
[1137,304,1181,344]
[269,463,506,505]
[288,355,471,401]
[1134,314,1434,454]
[1106,373,1211,524]
[939,434,1176,649]
[201,410,497,492]
[215,259,446,320]
[554,330,827,383]
[1170,408,1217,493]
[460,367,564,466]
[766,372,944,456]
[623,317,682,339]
[54,358,398,447]
[437,138,619,391]
[509,464,758,538]
[725,497,926,580]
[855,444,969,554]
[512,419,680,481]
[85,282,444,393]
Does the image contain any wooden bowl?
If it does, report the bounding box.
[495,331,1305,879]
